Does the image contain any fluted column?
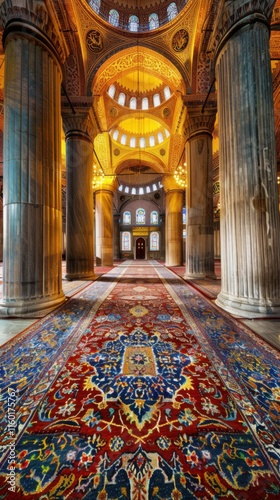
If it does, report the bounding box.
[215,6,280,317]
[0,2,66,316]
[63,111,95,280]
[95,177,116,267]
[163,177,184,267]
[183,107,216,279]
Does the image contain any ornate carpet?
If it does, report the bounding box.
[0,261,279,499]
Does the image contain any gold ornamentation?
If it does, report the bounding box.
[163,107,171,118]
[172,29,189,52]
[110,107,118,116]
[86,30,103,52]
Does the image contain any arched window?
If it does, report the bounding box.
[128,15,139,32]
[149,13,159,30]
[108,84,116,98]
[89,0,100,13]
[150,232,159,251]
[129,97,137,109]
[131,187,136,195]
[139,137,146,148]
[120,134,127,145]
[150,211,159,225]
[136,208,145,224]
[182,207,186,224]
[153,93,161,107]
[112,130,119,141]
[167,2,178,21]
[123,211,131,225]
[149,136,155,147]
[142,97,149,110]
[164,86,171,100]
[109,9,119,26]
[158,132,164,143]
[122,231,131,251]
[130,137,136,148]
[118,92,126,106]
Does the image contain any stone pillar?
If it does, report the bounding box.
[0,2,66,316]
[95,178,116,266]
[215,3,280,317]
[163,177,184,267]
[183,107,216,279]
[63,111,95,280]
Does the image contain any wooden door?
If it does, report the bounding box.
[136,238,145,259]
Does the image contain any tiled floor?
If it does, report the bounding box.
[0,262,279,351]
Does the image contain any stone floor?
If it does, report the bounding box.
[0,262,279,351]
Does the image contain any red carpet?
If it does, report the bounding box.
[0,261,279,498]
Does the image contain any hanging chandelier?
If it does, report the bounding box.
[174,162,187,187]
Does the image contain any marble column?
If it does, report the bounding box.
[63,112,95,280]
[163,177,184,267]
[183,108,216,279]
[95,178,116,266]
[0,5,66,316]
[215,7,280,317]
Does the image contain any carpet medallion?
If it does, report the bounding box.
[0,261,279,499]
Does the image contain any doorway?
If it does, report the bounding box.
[136,238,145,259]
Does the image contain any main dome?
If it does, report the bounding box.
[87,0,188,32]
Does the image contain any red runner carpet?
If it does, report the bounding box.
[0,261,279,499]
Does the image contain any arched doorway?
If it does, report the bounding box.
[136,238,145,259]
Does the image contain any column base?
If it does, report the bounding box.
[65,273,96,281]
[0,293,66,318]
[183,272,206,280]
[216,291,280,318]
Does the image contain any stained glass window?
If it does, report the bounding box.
[149,13,159,30]
[122,232,131,251]
[89,0,100,13]
[109,9,119,26]
[150,232,159,251]
[128,15,139,32]
[136,208,145,224]
[182,207,186,224]
[150,211,158,224]
[123,211,131,225]
[167,2,178,21]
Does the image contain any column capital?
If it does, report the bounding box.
[62,106,97,142]
[94,176,118,194]
[183,105,217,141]
[0,0,67,65]
[212,0,273,59]
[162,175,185,193]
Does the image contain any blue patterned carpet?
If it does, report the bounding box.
[0,261,279,499]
